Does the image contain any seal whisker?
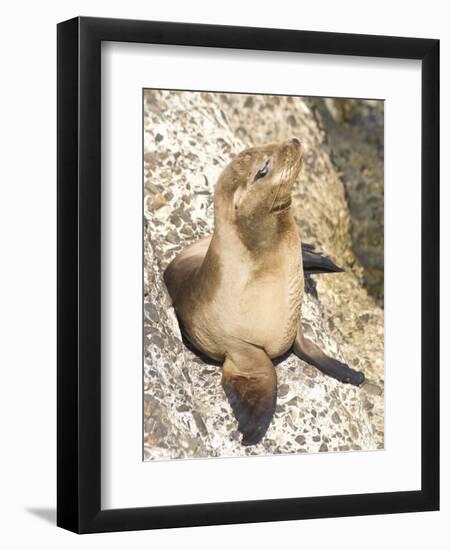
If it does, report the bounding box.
[269,181,282,213]
[270,162,291,211]
[269,159,288,213]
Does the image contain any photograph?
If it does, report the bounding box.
[143,89,385,460]
[0,0,442,542]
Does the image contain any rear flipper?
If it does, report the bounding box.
[293,329,364,386]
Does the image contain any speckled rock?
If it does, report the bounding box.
[143,90,384,460]
[310,98,385,305]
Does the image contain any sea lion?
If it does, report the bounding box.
[164,138,364,446]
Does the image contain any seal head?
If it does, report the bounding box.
[213,138,303,253]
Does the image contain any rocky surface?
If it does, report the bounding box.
[310,98,385,305]
[143,90,384,460]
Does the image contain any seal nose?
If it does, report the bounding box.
[291,137,301,146]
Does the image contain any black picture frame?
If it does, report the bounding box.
[57,16,439,534]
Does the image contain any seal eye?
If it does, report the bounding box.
[254,160,270,182]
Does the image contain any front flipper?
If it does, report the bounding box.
[293,329,364,386]
[221,347,277,446]
[301,242,344,275]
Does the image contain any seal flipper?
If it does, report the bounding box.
[293,329,364,386]
[301,242,344,275]
[221,348,277,446]
[301,241,316,252]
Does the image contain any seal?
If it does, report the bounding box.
[164,139,364,446]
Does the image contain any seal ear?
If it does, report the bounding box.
[221,348,277,446]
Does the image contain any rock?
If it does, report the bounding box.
[180,225,193,236]
[144,303,159,323]
[363,382,383,396]
[151,194,167,210]
[331,412,341,424]
[165,230,179,245]
[143,90,384,460]
[310,98,384,305]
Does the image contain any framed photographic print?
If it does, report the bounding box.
[57,16,439,533]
